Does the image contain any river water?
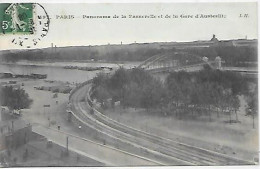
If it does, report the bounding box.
[0,61,141,83]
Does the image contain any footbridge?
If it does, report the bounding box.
[138,52,257,77]
[138,51,215,73]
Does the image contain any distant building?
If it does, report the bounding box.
[210,34,219,42]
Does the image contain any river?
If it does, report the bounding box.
[0,61,141,83]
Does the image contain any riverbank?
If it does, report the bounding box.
[0,60,141,69]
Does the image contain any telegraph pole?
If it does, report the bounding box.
[66,136,69,155]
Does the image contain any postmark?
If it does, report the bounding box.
[0,3,50,48]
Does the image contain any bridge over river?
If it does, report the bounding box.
[138,52,257,78]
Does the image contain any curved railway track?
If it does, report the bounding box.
[69,83,254,166]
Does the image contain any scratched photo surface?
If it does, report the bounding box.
[0,2,258,167]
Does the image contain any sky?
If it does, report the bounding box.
[0,2,258,50]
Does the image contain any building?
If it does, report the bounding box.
[0,114,32,150]
[210,34,219,42]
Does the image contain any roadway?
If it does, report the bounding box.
[69,83,254,166]
[32,125,159,166]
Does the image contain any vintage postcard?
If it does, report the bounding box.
[0,1,258,167]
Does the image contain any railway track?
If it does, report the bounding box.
[71,89,189,165]
[70,83,254,166]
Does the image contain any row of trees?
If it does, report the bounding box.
[165,65,246,122]
[92,66,257,124]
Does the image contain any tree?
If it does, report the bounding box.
[199,82,216,122]
[231,95,240,122]
[246,91,258,128]
[1,86,33,111]
[92,72,109,88]
[140,79,165,111]
[211,85,225,118]
[124,82,142,108]
[108,67,129,90]
[190,84,202,118]
[220,89,235,124]
[92,86,110,109]
[108,67,129,107]
[166,76,183,106]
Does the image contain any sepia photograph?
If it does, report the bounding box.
[0,1,258,167]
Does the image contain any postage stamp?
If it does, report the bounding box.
[0,3,34,35]
[0,3,50,48]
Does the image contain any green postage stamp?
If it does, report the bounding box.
[0,3,49,48]
[0,3,34,34]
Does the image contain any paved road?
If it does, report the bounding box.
[32,125,159,166]
[69,83,254,166]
